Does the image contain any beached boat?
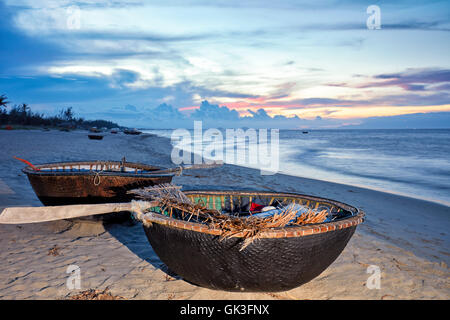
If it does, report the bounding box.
[0,183,361,290]
[142,190,364,292]
[22,160,174,206]
[88,134,104,140]
[123,128,142,135]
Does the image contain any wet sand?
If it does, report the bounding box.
[0,129,448,299]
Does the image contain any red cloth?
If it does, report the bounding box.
[250,203,265,213]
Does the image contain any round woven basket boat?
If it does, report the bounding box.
[142,190,364,292]
[22,160,174,206]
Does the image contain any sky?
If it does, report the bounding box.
[0,0,449,128]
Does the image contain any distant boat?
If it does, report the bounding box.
[88,134,104,140]
[110,128,119,134]
[302,131,309,134]
[124,128,142,135]
[89,127,101,133]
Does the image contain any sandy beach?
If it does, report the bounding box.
[0,129,448,300]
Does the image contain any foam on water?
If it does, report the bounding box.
[144,129,450,206]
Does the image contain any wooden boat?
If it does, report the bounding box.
[123,128,142,135]
[22,160,174,206]
[142,190,364,292]
[88,134,104,140]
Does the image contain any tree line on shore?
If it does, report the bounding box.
[0,94,121,129]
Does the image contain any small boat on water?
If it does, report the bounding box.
[141,190,364,292]
[22,160,174,206]
[123,128,142,135]
[88,134,104,140]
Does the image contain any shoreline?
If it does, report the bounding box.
[178,163,450,265]
[278,169,450,208]
[0,129,448,299]
[145,128,450,208]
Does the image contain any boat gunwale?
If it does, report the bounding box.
[21,160,174,178]
[143,190,365,239]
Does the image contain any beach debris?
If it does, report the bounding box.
[48,245,62,256]
[130,183,329,250]
[165,274,177,282]
[167,293,176,300]
[69,288,124,300]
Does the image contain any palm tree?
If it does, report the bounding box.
[0,94,9,108]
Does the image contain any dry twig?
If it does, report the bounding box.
[69,288,124,300]
[130,184,328,250]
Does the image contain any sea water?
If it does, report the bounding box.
[145,129,450,206]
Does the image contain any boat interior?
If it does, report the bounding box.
[25,161,164,174]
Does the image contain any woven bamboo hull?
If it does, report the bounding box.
[25,174,173,206]
[22,160,174,206]
[144,222,355,292]
[141,190,364,292]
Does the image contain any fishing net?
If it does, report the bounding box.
[129,184,329,250]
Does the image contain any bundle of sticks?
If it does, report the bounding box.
[130,184,329,250]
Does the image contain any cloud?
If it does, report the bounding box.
[247,108,271,120]
[124,104,137,111]
[327,68,450,91]
[369,92,450,107]
[0,1,65,74]
[373,68,450,84]
[191,101,240,120]
[109,69,141,88]
[381,21,450,32]
[152,103,186,120]
[2,0,450,130]
[344,112,450,129]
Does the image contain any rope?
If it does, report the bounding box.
[93,171,102,186]
[130,200,152,226]
[92,164,104,186]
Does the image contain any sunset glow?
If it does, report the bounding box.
[0,1,449,128]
